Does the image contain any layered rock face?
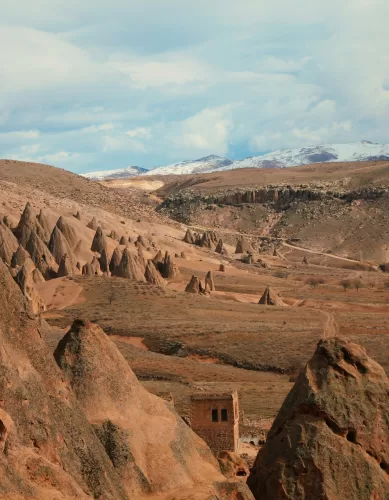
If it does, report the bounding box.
[248,338,389,500]
[54,319,251,499]
[0,259,128,499]
[113,248,146,281]
[0,220,19,265]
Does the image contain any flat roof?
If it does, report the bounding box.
[190,391,237,401]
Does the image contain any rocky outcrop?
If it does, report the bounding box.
[136,235,148,248]
[137,246,147,269]
[183,228,196,244]
[235,237,254,254]
[82,262,95,276]
[153,250,164,266]
[217,452,249,479]
[185,275,204,294]
[87,216,98,230]
[113,248,146,282]
[91,256,101,275]
[48,226,73,265]
[15,262,46,315]
[109,246,122,274]
[199,230,218,249]
[258,286,285,306]
[119,235,127,245]
[248,338,389,500]
[0,259,128,499]
[15,203,47,246]
[219,263,226,272]
[26,229,58,279]
[54,319,241,499]
[145,260,166,286]
[91,227,108,254]
[56,216,78,248]
[99,248,110,274]
[205,271,215,292]
[160,251,179,279]
[216,238,228,256]
[58,254,74,277]
[108,229,119,240]
[74,210,81,220]
[36,208,52,237]
[11,244,30,268]
[0,220,19,265]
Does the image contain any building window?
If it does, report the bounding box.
[221,409,228,422]
[212,409,218,422]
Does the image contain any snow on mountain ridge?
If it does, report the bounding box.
[142,155,233,176]
[81,166,148,180]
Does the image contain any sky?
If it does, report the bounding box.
[1,0,389,174]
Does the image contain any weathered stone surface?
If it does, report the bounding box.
[235,237,254,254]
[87,216,98,230]
[185,275,204,294]
[205,271,215,292]
[258,286,285,306]
[26,229,58,280]
[54,319,242,499]
[216,238,228,256]
[11,244,30,268]
[217,451,249,479]
[58,253,74,277]
[15,262,46,315]
[160,251,179,279]
[109,246,122,274]
[183,228,196,244]
[56,216,78,248]
[99,248,110,274]
[248,338,389,500]
[144,260,166,286]
[0,259,128,499]
[113,248,146,282]
[48,226,73,265]
[15,203,48,246]
[0,220,19,265]
[119,235,127,245]
[91,227,108,254]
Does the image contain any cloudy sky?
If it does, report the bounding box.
[1,0,389,173]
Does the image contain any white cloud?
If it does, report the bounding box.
[81,123,114,133]
[102,135,147,153]
[126,127,151,138]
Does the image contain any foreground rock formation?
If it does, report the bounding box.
[0,258,252,499]
[54,319,252,499]
[248,338,389,500]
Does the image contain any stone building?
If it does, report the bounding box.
[190,392,239,453]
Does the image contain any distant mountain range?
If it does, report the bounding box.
[81,166,148,180]
[82,142,389,179]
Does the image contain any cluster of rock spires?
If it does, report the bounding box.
[1,203,182,312]
[0,258,252,499]
[183,228,229,256]
[185,271,215,294]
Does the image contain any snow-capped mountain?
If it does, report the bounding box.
[141,142,389,176]
[143,155,233,176]
[81,166,148,180]
[219,142,389,172]
[81,142,389,180]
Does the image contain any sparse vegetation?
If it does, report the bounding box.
[340,279,351,292]
[306,277,325,290]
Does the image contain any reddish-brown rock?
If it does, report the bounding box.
[248,338,389,500]
[144,260,166,286]
[26,229,58,279]
[183,228,196,244]
[56,216,78,248]
[205,271,215,292]
[235,237,254,254]
[54,319,249,499]
[258,286,285,306]
[48,226,73,265]
[87,216,99,230]
[11,244,30,268]
[91,226,108,254]
[113,248,146,282]
[58,253,74,277]
[0,220,19,265]
[109,246,122,274]
[185,275,205,294]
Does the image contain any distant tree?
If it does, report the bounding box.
[384,281,389,289]
[353,279,363,292]
[340,279,351,292]
[306,277,325,290]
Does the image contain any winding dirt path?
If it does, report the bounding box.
[321,310,338,338]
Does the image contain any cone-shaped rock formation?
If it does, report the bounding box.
[119,235,127,245]
[235,237,254,254]
[15,263,46,315]
[248,338,389,500]
[205,271,215,292]
[48,226,73,265]
[160,251,179,279]
[26,229,58,279]
[0,259,129,499]
[99,248,110,274]
[56,216,78,248]
[114,248,146,282]
[109,246,122,274]
[185,275,204,294]
[37,208,52,238]
[145,260,166,286]
[0,220,19,265]
[183,228,196,244]
[87,216,98,230]
[91,227,108,254]
[54,319,237,498]
[258,286,285,306]
[58,254,74,277]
